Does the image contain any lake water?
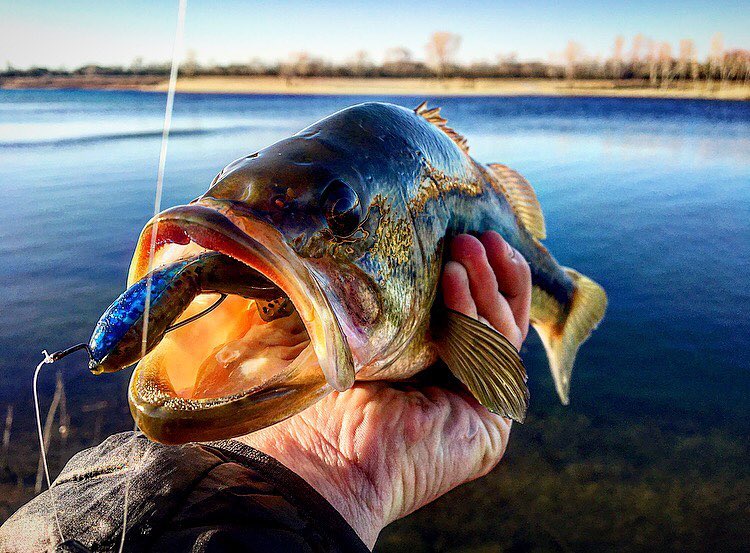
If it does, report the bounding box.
[0,89,748,549]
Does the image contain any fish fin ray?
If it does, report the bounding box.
[415,101,470,153]
[487,163,547,240]
[530,268,607,404]
[435,308,529,422]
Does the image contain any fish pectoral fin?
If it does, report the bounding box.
[435,308,529,422]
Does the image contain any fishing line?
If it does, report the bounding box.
[28,280,216,546]
[120,1,187,552]
[32,0,194,553]
[30,1,190,548]
[33,352,64,544]
[141,0,188,359]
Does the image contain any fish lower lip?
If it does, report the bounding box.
[125,202,354,444]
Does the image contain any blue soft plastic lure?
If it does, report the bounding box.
[87,257,202,373]
[47,251,286,375]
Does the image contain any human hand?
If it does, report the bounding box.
[239,231,532,548]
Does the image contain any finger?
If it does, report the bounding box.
[480,231,532,340]
[449,234,521,346]
[441,260,477,319]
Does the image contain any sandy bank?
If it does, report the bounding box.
[3,75,748,101]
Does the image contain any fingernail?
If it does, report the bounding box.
[506,241,515,259]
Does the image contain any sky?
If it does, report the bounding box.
[2,0,749,69]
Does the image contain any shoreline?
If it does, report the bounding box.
[2,75,749,101]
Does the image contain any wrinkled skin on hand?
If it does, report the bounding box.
[239,232,531,548]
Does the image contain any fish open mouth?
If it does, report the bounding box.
[126,200,354,444]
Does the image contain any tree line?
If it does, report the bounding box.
[4,32,749,86]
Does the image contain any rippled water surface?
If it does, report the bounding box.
[1,89,748,548]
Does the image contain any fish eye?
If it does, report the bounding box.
[322,179,361,237]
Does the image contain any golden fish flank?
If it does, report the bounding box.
[369,194,414,278]
[409,161,484,215]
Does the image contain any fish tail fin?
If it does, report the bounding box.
[531,268,607,404]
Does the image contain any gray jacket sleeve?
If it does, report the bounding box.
[0,432,368,553]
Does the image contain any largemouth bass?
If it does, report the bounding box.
[91,102,607,444]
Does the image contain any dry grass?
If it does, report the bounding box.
[149,76,750,100]
[3,75,749,100]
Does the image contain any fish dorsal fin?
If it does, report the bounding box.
[415,101,470,153]
[487,163,547,240]
[434,308,529,422]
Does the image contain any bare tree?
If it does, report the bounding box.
[348,50,372,77]
[182,49,198,77]
[611,35,625,79]
[385,47,413,65]
[646,38,658,86]
[677,39,696,84]
[658,42,673,88]
[130,56,144,73]
[246,57,269,75]
[10,32,747,86]
[563,41,582,80]
[495,52,521,77]
[709,32,724,86]
[630,34,646,78]
[690,56,701,83]
[723,49,750,86]
[382,47,420,77]
[743,50,750,87]
[281,52,313,78]
[426,32,462,78]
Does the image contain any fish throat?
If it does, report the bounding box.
[135,251,314,403]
